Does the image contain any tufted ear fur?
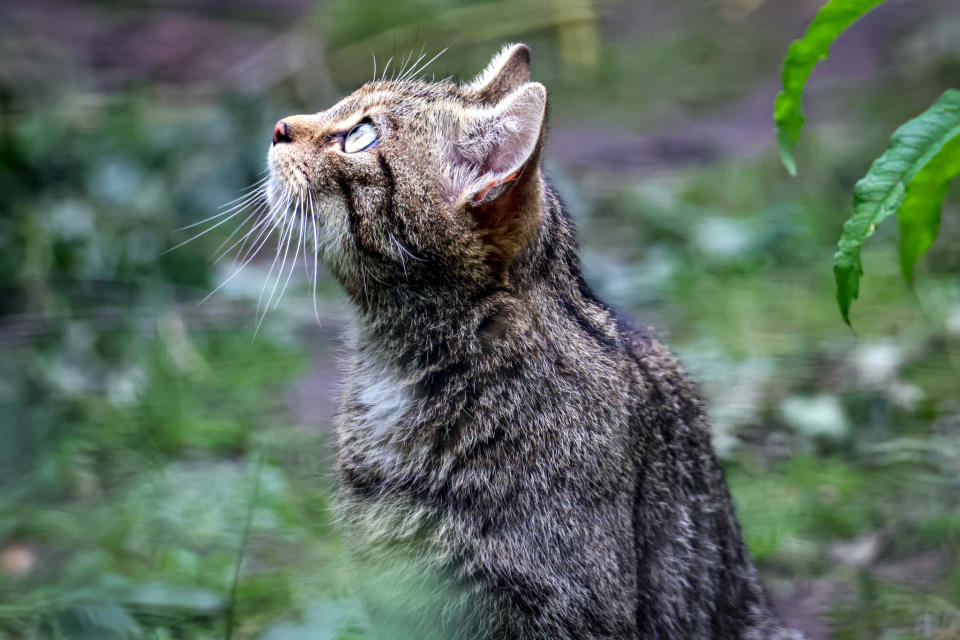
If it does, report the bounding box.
[451,82,546,206]
[449,82,547,267]
[463,43,531,105]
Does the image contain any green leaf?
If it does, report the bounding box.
[834,90,960,325]
[898,134,960,283]
[774,0,887,175]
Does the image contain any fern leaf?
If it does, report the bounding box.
[834,90,960,324]
[774,0,886,175]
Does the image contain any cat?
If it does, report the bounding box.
[263,43,803,640]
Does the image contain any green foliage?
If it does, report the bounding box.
[898,133,960,283]
[774,0,887,176]
[834,90,960,324]
[729,456,881,563]
[775,0,960,324]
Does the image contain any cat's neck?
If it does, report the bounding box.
[346,183,614,376]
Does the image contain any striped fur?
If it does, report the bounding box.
[265,43,803,639]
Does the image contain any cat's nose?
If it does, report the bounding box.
[272,120,292,145]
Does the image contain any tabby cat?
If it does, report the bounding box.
[262,43,803,640]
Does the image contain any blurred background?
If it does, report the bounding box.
[1,0,959,638]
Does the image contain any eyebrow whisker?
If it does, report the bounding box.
[408,47,448,83]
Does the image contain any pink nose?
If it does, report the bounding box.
[272,120,291,145]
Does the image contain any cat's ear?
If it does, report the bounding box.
[452,82,546,208]
[464,43,531,104]
[449,82,547,265]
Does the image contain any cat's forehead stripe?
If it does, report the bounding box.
[326,91,401,124]
[323,87,463,132]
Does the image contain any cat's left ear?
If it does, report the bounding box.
[452,82,546,209]
[449,82,547,265]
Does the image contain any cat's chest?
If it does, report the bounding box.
[352,364,416,437]
[338,359,444,469]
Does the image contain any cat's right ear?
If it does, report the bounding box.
[463,43,531,104]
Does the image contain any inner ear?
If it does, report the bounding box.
[464,43,531,105]
[450,82,547,208]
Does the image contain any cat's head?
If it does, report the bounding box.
[265,44,547,303]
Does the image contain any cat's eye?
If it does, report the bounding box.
[343,122,378,153]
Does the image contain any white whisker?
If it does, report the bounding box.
[176,208,237,232]
[239,191,291,266]
[257,192,300,329]
[310,192,321,325]
[392,233,407,278]
[301,199,312,281]
[275,198,306,309]
[397,49,416,81]
[361,264,370,309]
[256,190,297,315]
[393,235,426,262]
[399,45,428,82]
[366,270,389,286]
[163,206,250,254]
[175,184,265,232]
[211,198,268,261]
[409,47,447,82]
[213,203,272,265]
[217,176,270,209]
[200,193,289,305]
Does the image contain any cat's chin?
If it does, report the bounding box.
[264,177,288,210]
[265,171,309,211]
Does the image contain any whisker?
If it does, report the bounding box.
[399,44,427,82]
[258,193,300,318]
[199,200,289,305]
[235,200,285,267]
[301,198,312,281]
[366,270,389,286]
[361,264,370,309]
[392,233,427,262]
[310,193,321,325]
[210,198,268,262]
[163,205,251,254]
[199,226,273,305]
[275,198,305,309]
[217,176,270,210]
[380,56,393,81]
[213,202,272,265]
[175,186,264,232]
[176,208,238,233]
[255,190,297,315]
[391,233,407,278]
[253,218,294,338]
[397,49,415,81]
[408,47,447,82]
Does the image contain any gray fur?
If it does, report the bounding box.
[264,43,804,640]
